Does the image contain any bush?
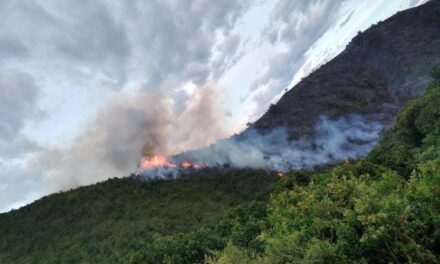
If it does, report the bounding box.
[126,229,223,264]
[205,243,263,264]
[263,165,440,263]
[368,76,440,176]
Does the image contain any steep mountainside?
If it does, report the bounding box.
[253,0,440,135]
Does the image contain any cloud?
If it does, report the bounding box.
[409,0,429,7]
[0,38,28,61]
[0,70,43,213]
[0,0,131,87]
[0,70,41,158]
[116,0,250,88]
[0,162,44,213]
[0,0,248,90]
[339,11,355,28]
[211,34,244,79]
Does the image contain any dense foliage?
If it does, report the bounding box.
[368,66,440,176]
[1,70,439,263]
[0,170,279,263]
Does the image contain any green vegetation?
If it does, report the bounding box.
[368,69,440,176]
[207,68,440,264]
[1,69,439,263]
[0,170,279,263]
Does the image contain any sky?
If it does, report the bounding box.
[0,0,428,213]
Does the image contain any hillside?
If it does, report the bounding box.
[252,0,440,135]
[1,67,439,264]
[0,171,279,263]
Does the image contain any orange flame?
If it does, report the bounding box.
[181,160,204,169]
[181,161,191,168]
[139,155,204,170]
[139,154,176,170]
[277,172,285,177]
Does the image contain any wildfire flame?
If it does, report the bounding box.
[277,172,285,177]
[182,161,203,169]
[139,154,176,170]
[181,161,191,168]
[139,155,205,170]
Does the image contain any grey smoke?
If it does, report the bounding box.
[31,85,229,190]
[137,114,383,179]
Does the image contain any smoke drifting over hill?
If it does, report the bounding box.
[136,114,383,180]
[31,85,229,190]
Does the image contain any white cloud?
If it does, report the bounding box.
[0,70,41,158]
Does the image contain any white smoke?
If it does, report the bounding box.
[137,114,383,180]
[33,82,383,185]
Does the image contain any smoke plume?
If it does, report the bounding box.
[32,82,384,189]
[31,85,229,191]
[137,114,383,179]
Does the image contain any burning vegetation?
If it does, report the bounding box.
[135,114,383,180]
[137,154,206,178]
[139,155,176,169]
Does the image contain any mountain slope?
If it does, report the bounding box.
[0,171,279,263]
[253,0,440,135]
